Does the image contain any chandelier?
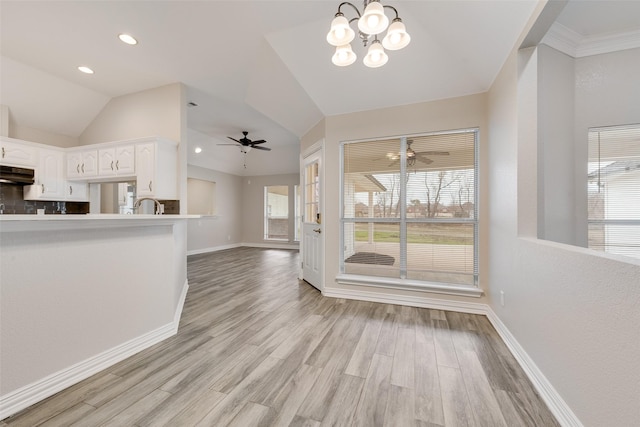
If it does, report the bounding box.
[326,0,411,68]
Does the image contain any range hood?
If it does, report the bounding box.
[0,164,35,185]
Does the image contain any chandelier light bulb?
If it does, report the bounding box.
[358,1,389,35]
[363,40,388,68]
[327,14,355,46]
[332,44,357,66]
[382,19,411,50]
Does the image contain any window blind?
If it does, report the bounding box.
[341,129,478,287]
[588,124,640,259]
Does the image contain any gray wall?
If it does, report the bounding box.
[186,165,244,254]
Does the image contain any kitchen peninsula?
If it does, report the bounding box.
[0,214,196,417]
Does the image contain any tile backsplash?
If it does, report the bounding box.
[0,184,89,214]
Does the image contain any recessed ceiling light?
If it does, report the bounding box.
[78,66,94,74]
[194,147,202,154]
[118,34,138,45]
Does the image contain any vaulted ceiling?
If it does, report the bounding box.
[1,1,638,175]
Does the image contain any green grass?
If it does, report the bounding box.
[354,230,472,245]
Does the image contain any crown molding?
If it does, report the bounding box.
[542,22,640,58]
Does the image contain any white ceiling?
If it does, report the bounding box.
[1,1,636,176]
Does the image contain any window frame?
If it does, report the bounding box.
[264,185,290,241]
[337,128,482,297]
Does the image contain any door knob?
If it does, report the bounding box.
[313,228,321,233]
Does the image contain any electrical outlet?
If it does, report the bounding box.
[500,290,505,307]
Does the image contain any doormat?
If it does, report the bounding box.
[344,252,395,266]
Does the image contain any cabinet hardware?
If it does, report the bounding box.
[41,184,45,193]
[149,181,153,191]
[116,160,119,170]
[81,163,85,173]
[1,147,4,158]
[69,185,73,195]
[111,160,114,171]
[77,164,80,173]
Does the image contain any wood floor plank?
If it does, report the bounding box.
[438,365,476,427]
[38,403,95,427]
[226,401,276,427]
[161,389,226,426]
[319,374,365,427]
[2,248,559,427]
[415,316,445,426]
[391,327,416,389]
[457,350,508,427]
[383,385,415,427]
[352,353,393,427]
[345,305,386,378]
[432,318,460,368]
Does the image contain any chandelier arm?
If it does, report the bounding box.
[337,2,362,18]
[382,5,400,20]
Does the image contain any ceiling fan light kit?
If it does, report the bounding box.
[327,0,410,68]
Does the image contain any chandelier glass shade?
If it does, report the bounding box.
[326,0,410,68]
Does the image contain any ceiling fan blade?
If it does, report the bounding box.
[415,155,434,165]
[217,143,240,146]
[251,140,267,145]
[418,151,449,155]
[252,146,271,151]
[227,137,242,144]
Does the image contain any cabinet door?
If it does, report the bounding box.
[82,150,98,176]
[135,143,155,197]
[24,149,65,200]
[66,151,83,178]
[98,148,117,176]
[0,138,36,167]
[115,145,135,175]
[66,181,88,201]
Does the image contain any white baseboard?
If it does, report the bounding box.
[241,242,300,250]
[187,243,241,256]
[322,286,582,427]
[485,308,583,427]
[0,282,189,420]
[321,286,487,314]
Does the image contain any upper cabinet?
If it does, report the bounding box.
[98,145,135,177]
[67,149,98,179]
[0,137,37,167]
[24,148,65,200]
[135,139,177,199]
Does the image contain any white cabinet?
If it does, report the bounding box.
[65,180,89,201]
[135,139,177,199]
[66,149,98,179]
[98,145,135,177]
[0,137,37,167]
[24,148,65,200]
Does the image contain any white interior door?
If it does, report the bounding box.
[301,148,323,290]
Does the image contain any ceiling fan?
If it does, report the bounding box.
[218,131,271,152]
[387,140,449,166]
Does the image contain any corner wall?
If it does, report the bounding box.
[487,43,640,427]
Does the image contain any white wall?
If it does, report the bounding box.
[537,44,576,245]
[79,83,183,145]
[241,173,300,247]
[487,41,640,427]
[186,165,244,254]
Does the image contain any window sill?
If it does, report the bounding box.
[335,274,483,298]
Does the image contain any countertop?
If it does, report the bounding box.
[0,214,200,232]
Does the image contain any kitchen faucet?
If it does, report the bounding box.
[133,197,163,215]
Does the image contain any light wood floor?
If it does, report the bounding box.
[2,247,559,426]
